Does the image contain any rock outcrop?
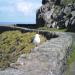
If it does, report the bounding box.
[36,0,75,29]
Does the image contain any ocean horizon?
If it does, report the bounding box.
[0,22,36,26]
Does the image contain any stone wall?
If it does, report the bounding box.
[0,26,72,75]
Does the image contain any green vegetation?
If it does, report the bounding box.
[67,42,75,65]
[63,0,75,5]
[0,30,46,69]
[65,41,75,75]
[38,27,67,32]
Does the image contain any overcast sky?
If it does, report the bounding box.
[0,0,42,24]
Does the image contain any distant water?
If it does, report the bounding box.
[0,22,17,26]
[0,22,36,26]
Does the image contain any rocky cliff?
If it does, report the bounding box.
[36,0,75,29]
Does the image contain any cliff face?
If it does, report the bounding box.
[36,0,63,26]
[36,0,75,29]
[42,0,62,5]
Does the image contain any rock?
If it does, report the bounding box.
[42,0,63,5]
[42,0,55,4]
[65,20,69,27]
[36,0,75,29]
[71,11,75,17]
[55,0,61,5]
[47,24,52,28]
[36,0,65,28]
[10,54,29,69]
[72,19,75,25]
[42,3,51,12]
[52,21,57,28]
[64,6,71,15]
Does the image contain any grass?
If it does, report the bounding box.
[63,0,75,5]
[67,42,75,65]
[38,27,67,32]
[0,30,46,69]
[65,40,75,75]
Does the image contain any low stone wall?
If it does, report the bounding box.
[0,26,72,75]
[0,26,58,40]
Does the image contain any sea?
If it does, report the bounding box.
[0,22,36,26]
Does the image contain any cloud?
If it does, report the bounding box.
[0,0,39,16]
[0,6,15,13]
[0,0,42,23]
[15,0,41,16]
[16,2,31,14]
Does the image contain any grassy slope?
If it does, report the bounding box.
[0,30,46,69]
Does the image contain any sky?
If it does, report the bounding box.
[0,0,42,24]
